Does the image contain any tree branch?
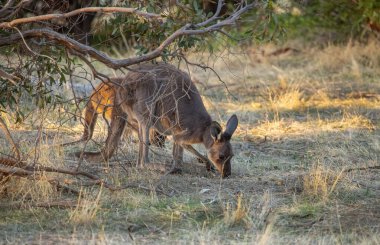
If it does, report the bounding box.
[0,0,31,21]
[0,6,163,29]
[0,2,255,69]
[0,0,17,18]
[179,54,238,100]
[195,0,224,28]
[0,156,169,195]
[0,165,31,177]
[0,68,21,85]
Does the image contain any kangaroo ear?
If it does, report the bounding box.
[210,121,222,141]
[224,114,238,137]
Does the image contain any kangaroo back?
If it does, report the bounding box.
[119,63,212,143]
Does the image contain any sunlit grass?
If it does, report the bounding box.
[252,112,374,140]
[3,172,57,204]
[69,187,103,225]
[303,164,344,201]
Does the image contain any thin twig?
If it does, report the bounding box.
[179,54,238,100]
[0,68,20,85]
[195,0,224,28]
[0,116,21,160]
[344,166,380,172]
[0,200,78,209]
[351,179,380,191]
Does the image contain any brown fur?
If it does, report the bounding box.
[110,63,238,177]
[67,81,166,148]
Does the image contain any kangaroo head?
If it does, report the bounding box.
[207,114,238,178]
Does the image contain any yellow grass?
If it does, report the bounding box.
[303,164,345,201]
[250,112,374,142]
[69,187,103,225]
[223,193,250,227]
[3,172,56,204]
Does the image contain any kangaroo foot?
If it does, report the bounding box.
[204,160,216,173]
[168,167,182,174]
[73,151,108,162]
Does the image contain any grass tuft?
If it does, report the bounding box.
[69,187,103,225]
[223,193,250,227]
[303,164,344,201]
[4,172,56,204]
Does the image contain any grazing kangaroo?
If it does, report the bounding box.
[110,63,238,177]
[62,81,166,147]
[73,78,211,166]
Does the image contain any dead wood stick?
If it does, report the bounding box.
[351,179,380,191]
[0,156,170,195]
[344,166,380,172]
[25,165,101,180]
[0,200,78,209]
[0,165,33,176]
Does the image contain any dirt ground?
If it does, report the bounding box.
[1,41,379,244]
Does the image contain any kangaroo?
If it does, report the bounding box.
[111,63,238,178]
[62,81,166,148]
[73,78,212,167]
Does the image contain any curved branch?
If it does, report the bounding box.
[0,6,163,29]
[195,0,224,28]
[0,3,255,69]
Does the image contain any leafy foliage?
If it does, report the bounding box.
[0,44,67,122]
[274,0,380,42]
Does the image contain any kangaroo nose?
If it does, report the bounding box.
[219,154,225,160]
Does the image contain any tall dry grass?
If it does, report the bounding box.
[69,187,103,225]
[303,164,345,201]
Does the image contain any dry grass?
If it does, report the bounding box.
[69,187,103,225]
[1,41,379,244]
[303,164,345,201]
[251,112,375,141]
[2,173,57,203]
[223,193,250,227]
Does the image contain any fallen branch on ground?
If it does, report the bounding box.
[344,166,380,172]
[351,179,380,192]
[0,200,78,209]
[0,157,169,196]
